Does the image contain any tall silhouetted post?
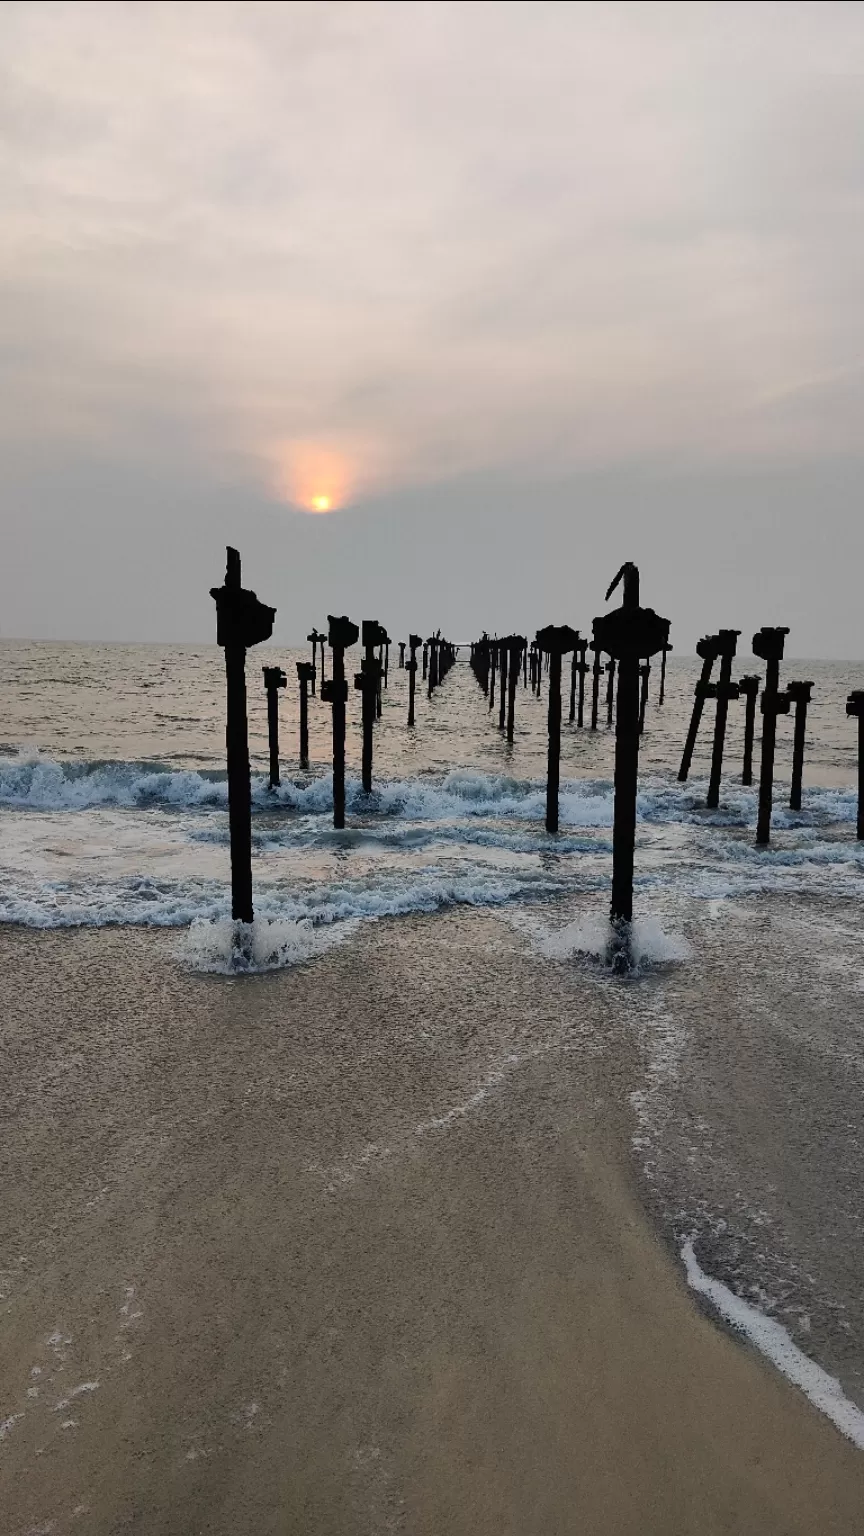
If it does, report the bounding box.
[296,660,314,769]
[399,641,405,668]
[422,642,428,681]
[427,636,439,696]
[489,642,497,711]
[356,620,385,794]
[568,639,582,724]
[605,656,617,728]
[787,679,814,812]
[407,633,421,727]
[594,563,669,964]
[536,625,579,834]
[705,630,740,810]
[638,662,651,735]
[575,639,589,727]
[658,640,672,705]
[498,642,509,730]
[506,637,524,742]
[523,645,528,686]
[678,635,721,783]
[262,665,287,788]
[210,547,275,924]
[754,626,790,846]
[322,614,358,829]
[590,643,604,731]
[307,629,324,696]
[846,692,864,839]
[738,675,760,785]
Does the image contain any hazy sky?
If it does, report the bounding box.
[3,1,864,651]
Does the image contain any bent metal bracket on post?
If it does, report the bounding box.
[593,562,669,965]
[322,614,359,829]
[210,547,276,924]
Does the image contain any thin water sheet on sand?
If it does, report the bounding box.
[1,913,863,1536]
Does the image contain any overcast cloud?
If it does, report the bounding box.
[2,1,864,651]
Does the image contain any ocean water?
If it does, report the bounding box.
[0,640,862,936]
[3,638,864,1429]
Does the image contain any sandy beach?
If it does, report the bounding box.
[2,912,863,1534]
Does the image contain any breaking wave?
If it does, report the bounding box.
[0,753,857,830]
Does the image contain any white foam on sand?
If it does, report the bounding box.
[513,911,691,968]
[179,915,359,974]
[681,1239,864,1450]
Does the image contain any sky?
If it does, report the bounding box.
[2,0,864,652]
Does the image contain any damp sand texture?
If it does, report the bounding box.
[2,917,864,1535]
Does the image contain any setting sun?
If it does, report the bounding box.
[312,495,331,512]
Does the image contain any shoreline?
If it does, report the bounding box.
[2,915,864,1533]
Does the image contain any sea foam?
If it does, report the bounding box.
[682,1239,864,1450]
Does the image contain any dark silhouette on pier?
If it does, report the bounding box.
[846,691,864,839]
[262,665,287,788]
[705,630,740,810]
[356,621,386,793]
[753,626,790,846]
[322,615,358,829]
[638,661,651,736]
[210,546,275,923]
[295,660,315,769]
[590,642,604,731]
[658,639,672,705]
[407,634,421,726]
[678,634,721,783]
[738,675,761,785]
[307,628,325,695]
[593,562,669,965]
[535,624,579,833]
[787,679,814,811]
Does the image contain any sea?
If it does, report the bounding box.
[2,639,864,1435]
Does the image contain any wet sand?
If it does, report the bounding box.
[2,914,864,1534]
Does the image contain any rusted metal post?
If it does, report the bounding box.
[576,639,588,727]
[427,636,439,697]
[658,640,672,705]
[506,637,523,742]
[356,620,385,794]
[605,655,617,728]
[678,635,721,783]
[787,679,814,812]
[210,547,275,923]
[638,662,651,735]
[590,643,604,731]
[705,630,740,810]
[593,564,669,960]
[407,633,421,727]
[296,660,314,769]
[536,625,579,834]
[307,629,324,696]
[738,675,760,786]
[846,691,864,839]
[753,626,790,846]
[322,615,358,829]
[262,664,287,787]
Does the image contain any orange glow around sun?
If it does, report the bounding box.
[271,441,354,513]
